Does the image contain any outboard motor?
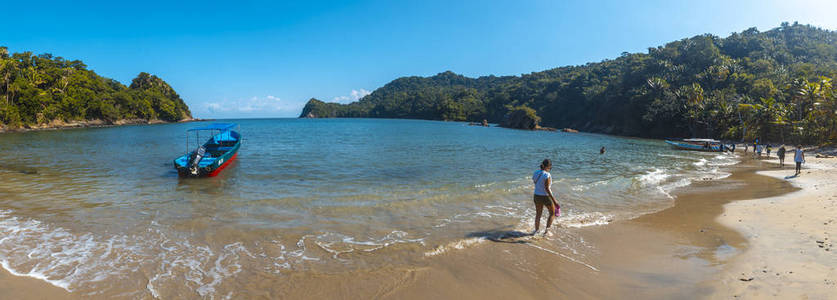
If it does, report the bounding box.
[189,146,206,175]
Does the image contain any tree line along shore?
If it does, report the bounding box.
[301,22,837,145]
[0,47,192,132]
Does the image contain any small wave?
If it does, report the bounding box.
[657,153,699,161]
[309,231,425,259]
[424,237,486,257]
[708,155,739,166]
[0,259,71,291]
[639,168,669,186]
[0,209,129,292]
[557,212,613,228]
[0,209,286,299]
[433,206,522,228]
[473,182,496,189]
[657,178,693,199]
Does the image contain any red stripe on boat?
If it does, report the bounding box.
[208,152,238,177]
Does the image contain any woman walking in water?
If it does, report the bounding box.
[533,159,559,235]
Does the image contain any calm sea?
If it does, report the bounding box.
[0,118,738,297]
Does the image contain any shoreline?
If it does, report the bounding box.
[197,155,804,299]
[0,118,207,134]
[0,265,77,299]
[0,150,832,298]
[712,156,837,298]
[376,158,799,299]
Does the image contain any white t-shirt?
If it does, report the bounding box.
[795,149,805,163]
[533,170,551,196]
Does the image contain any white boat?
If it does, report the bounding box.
[665,138,725,152]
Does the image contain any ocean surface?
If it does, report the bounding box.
[0,118,739,298]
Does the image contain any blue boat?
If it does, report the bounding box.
[173,123,241,177]
[665,138,724,152]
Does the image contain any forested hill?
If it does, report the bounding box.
[301,22,837,144]
[0,47,191,129]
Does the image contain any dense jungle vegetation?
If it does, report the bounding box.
[0,47,191,128]
[301,22,837,144]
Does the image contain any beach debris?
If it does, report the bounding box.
[740,277,754,282]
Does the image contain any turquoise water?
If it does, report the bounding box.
[0,119,738,297]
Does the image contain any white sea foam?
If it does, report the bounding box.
[424,237,486,257]
[0,209,275,299]
[557,212,613,228]
[0,209,122,292]
[639,168,670,186]
[0,258,71,291]
[310,230,425,258]
[708,154,739,166]
[640,151,740,200]
[657,153,700,161]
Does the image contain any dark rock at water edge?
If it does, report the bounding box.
[499,106,541,130]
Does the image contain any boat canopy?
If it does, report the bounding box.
[187,123,237,132]
[683,138,720,143]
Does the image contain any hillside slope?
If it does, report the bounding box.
[302,22,837,144]
[0,48,192,129]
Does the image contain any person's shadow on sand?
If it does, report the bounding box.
[784,174,799,179]
[466,227,533,244]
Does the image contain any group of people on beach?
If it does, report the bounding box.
[746,139,777,159]
[775,144,807,176]
[745,139,806,175]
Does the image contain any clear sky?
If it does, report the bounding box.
[2,0,836,118]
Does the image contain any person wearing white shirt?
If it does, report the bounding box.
[532,159,559,235]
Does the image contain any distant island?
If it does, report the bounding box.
[0,47,192,131]
[301,22,837,145]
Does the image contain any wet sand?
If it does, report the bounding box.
[712,156,837,298]
[380,159,797,299]
[0,157,820,299]
[0,267,77,299]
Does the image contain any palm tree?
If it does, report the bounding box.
[812,77,836,142]
[0,59,14,106]
[739,97,790,142]
[797,77,829,119]
[681,83,705,137]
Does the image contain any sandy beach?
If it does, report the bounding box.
[712,155,837,298]
[0,267,76,299]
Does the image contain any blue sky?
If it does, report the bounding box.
[2,0,836,118]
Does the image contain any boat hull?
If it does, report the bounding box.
[174,130,241,178]
[665,140,723,152]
